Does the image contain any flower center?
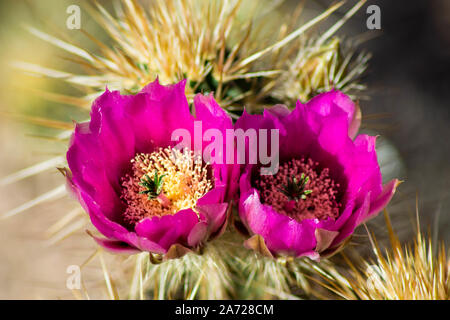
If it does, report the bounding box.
[120,147,213,226]
[254,158,341,222]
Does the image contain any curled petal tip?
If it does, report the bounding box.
[244,234,274,258]
[163,243,192,261]
[315,228,339,253]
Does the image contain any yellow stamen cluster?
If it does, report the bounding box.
[120,147,213,225]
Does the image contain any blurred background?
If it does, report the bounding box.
[335,0,450,241]
[0,0,448,299]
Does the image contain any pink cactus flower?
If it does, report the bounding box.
[66,79,238,259]
[237,90,399,260]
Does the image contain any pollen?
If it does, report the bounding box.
[120,147,213,226]
[254,158,341,222]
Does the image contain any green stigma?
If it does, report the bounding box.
[279,173,313,201]
[139,171,166,200]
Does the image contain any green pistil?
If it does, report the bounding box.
[279,173,313,201]
[139,171,166,200]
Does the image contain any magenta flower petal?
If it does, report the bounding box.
[197,203,229,237]
[329,192,371,248]
[306,89,361,138]
[238,90,397,259]
[187,222,209,247]
[67,121,125,224]
[363,178,400,222]
[135,209,200,251]
[67,79,236,255]
[89,234,141,254]
[240,188,317,256]
[117,80,195,153]
[194,93,232,132]
[194,93,241,199]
